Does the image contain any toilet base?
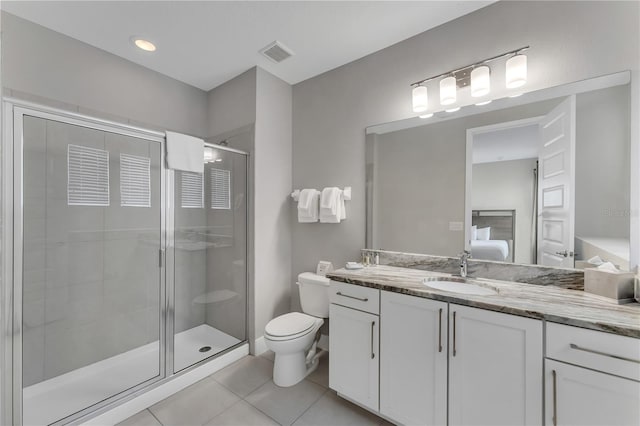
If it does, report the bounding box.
[272,344,321,387]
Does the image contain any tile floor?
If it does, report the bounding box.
[118,350,391,426]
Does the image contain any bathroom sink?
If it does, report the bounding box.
[423,277,498,296]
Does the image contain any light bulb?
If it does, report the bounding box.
[506,54,527,88]
[471,65,491,97]
[412,85,428,112]
[440,76,457,105]
[132,37,157,52]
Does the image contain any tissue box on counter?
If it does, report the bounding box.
[584,268,636,303]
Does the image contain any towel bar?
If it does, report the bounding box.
[291,186,351,201]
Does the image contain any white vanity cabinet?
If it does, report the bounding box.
[544,323,640,426]
[329,282,380,412]
[379,291,448,425]
[448,304,543,426]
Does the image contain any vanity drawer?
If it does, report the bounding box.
[546,322,640,381]
[330,281,380,315]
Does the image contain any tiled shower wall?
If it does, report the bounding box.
[22,116,161,386]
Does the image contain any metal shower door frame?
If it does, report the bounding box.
[1,98,168,426]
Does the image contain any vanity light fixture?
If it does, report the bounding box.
[440,76,457,105]
[131,36,156,52]
[410,46,529,110]
[412,85,428,112]
[470,65,491,97]
[506,53,527,88]
[419,113,434,119]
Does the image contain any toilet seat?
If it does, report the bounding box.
[265,312,320,341]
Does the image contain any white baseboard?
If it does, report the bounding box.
[253,336,268,355]
[82,344,249,426]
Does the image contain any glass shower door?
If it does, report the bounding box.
[20,115,163,425]
[172,145,247,372]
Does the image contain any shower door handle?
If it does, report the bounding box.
[159,249,165,268]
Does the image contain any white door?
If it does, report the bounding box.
[545,359,640,426]
[448,305,543,426]
[380,292,447,426]
[538,96,576,267]
[329,304,379,411]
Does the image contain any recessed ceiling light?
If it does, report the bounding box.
[131,37,156,52]
[419,113,434,119]
[475,100,492,106]
[445,107,461,113]
[509,93,523,98]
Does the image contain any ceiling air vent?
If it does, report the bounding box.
[260,41,294,63]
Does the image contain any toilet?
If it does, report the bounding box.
[264,272,330,387]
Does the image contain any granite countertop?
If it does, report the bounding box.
[327,265,640,338]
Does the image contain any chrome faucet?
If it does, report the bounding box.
[459,250,471,278]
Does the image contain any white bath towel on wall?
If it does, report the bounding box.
[166,131,204,173]
[320,187,345,223]
[298,189,320,223]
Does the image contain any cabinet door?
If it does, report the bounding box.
[449,304,543,426]
[545,359,640,426]
[380,292,447,426]
[329,304,379,411]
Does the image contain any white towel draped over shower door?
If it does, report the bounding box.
[166,131,205,173]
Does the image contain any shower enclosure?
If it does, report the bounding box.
[1,100,249,425]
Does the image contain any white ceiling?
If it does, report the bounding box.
[2,1,493,91]
[472,124,540,164]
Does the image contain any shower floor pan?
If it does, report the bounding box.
[23,324,241,426]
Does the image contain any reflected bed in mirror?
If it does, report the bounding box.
[366,71,637,271]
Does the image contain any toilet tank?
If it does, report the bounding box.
[297,272,330,318]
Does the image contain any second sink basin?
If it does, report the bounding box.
[423,277,498,296]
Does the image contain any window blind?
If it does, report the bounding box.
[181,171,204,208]
[120,153,151,207]
[210,168,231,210]
[67,144,110,206]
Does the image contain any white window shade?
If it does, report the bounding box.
[181,171,204,208]
[67,144,110,206]
[120,153,151,207]
[210,168,231,210]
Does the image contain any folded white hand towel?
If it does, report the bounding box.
[320,187,340,213]
[320,187,343,223]
[298,189,314,210]
[298,189,319,223]
[166,131,204,173]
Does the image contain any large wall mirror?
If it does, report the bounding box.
[366,71,638,271]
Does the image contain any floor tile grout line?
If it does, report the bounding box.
[146,408,164,426]
[198,397,245,426]
[240,396,285,425]
[288,386,330,426]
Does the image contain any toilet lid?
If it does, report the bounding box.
[265,312,316,337]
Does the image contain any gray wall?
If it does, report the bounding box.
[575,85,630,239]
[472,159,537,264]
[291,0,640,309]
[207,68,257,139]
[253,68,292,342]
[207,67,292,350]
[1,12,207,137]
